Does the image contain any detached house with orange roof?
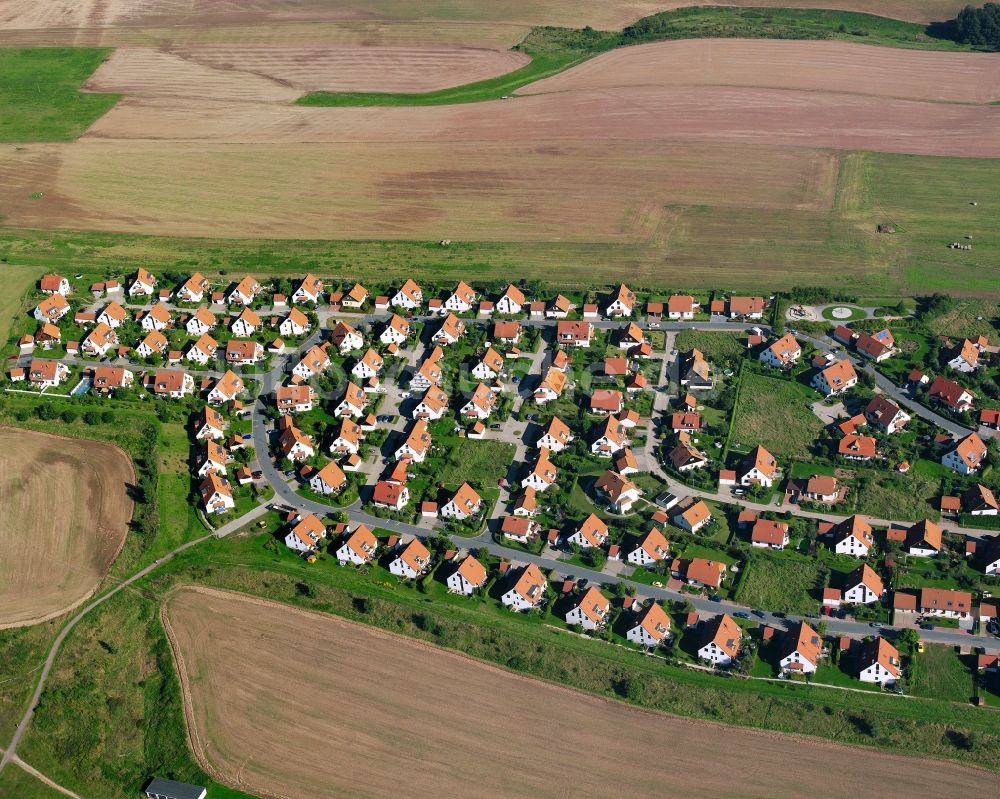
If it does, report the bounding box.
[672,500,713,533]
[865,395,910,434]
[627,601,672,648]
[292,274,324,304]
[502,563,547,611]
[395,419,432,463]
[195,406,227,441]
[698,614,742,665]
[667,294,698,320]
[460,382,497,420]
[34,323,61,350]
[904,519,942,557]
[830,515,874,557]
[28,359,69,389]
[738,445,778,488]
[230,307,261,338]
[546,294,573,319]
[627,528,670,568]
[151,369,194,398]
[760,333,801,369]
[379,314,411,347]
[538,416,574,452]
[472,347,505,381]
[779,621,822,675]
[339,282,369,309]
[858,637,901,686]
[372,480,409,511]
[39,274,71,296]
[521,447,558,492]
[444,280,477,313]
[136,329,169,359]
[843,563,885,605]
[942,432,987,475]
[279,422,315,462]
[293,344,332,381]
[604,283,636,317]
[727,296,766,319]
[196,440,228,478]
[186,307,217,336]
[227,275,261,306]
[177,272,210,303]
[673,556,725,589]
[140,303,172,332]
[336,525,378,566]
[496,283,526,315]
[310,461,347,496]
[81,322,119,357]
[433,313,466,346]
[414,386,449,421]
[225,339,264,365]
[334,382,367,419]
[812,359,858,397]
[389,538,432,580]
[199,472,235,514]
[947,338,983,373]
[447,555,488,596]
[34,294,70,323]
[838,433,878,461]
[276,384,316,414]
[97,300,127,329]
[128,268,157,297]
[330,321,364,354]
[594,470,641,513]
[207,370,244,405]
[330,417,364,455]
[556,320,593,348]
[533,367,567,404]
[680,349,713,390]
[92,365,134,392]
[284,514,326,553]
[500,516,541,544]
[590,389,623,416]
[569,513,609,550]
[390,278,422,310]
[566,586,611,631]
[856,329,895,362]
[278,308,310,338]
[591,416,628,457]
[351,348,384,382]
[964,483,999,517]
[441,482,483,521]
[751,519,789,550]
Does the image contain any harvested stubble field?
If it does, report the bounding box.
[163,586,998,799]
[523,39,1000,104]
[84,45,532,100]
[0,426,134,628]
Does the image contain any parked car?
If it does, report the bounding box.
[490,423,503,429]
[919,623,934,631]
[734,611,751,619]
[869,622,883,628]
[708,595,722,603]
[752,609,766,618]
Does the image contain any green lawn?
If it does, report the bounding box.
[0,764,69,799]
[297,7,975,106]
[729,371,823,459]
[0,48,121,142]
[923,298,1000,340]
[734,552,821,614]
[675,330,746,365]
[821,306,866,321]
[433,437,515,492]
[908,644,974,704]
[848,469,941,522]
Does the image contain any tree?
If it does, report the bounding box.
[35,403,57,420]
[60,408,78,424]
[895,628,920,655]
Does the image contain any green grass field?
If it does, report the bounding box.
[675,330,746,365]
[729,371,823,459]
[0,764,68,799]
[297,7,975,106]
[734,553,821,614]
[908,644,974,703]
[0,48,120,142]
[433,438,515,491]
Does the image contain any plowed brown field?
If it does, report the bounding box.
[163,587,998,799]
[0,427,134,628]
[525,38,1000,104]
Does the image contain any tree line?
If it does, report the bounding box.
[952,3,1000,47]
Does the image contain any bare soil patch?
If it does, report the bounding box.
[163,586,997,799]
[524,39,1000,104]
[0,427,134,628]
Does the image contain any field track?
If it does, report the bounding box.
[0,427,134,629]
[163,586,998,799]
